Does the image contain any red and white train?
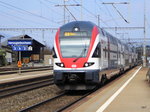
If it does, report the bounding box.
[53,21,137,90]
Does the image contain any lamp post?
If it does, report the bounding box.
[143,0,146,67]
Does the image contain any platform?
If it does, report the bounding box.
[64,66,150,112]
[0,70,53,84]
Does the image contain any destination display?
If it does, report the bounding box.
[64,32,87,37]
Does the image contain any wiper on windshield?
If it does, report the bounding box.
[73,48,86,62]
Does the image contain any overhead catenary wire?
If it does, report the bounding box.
[146,17,150,29]
[65,6,77,21]
[0,11,28,27]
[73,0,109,27]
[67,0,82,20]
[95,0,108,17]
[42,0,64,16]
[0,1,58,24]
[0,5,50,27]
[112,4,129,23]
[99,0,119,26]
[39,0,43,16]
[55,2,81,24]
[72,0,94,19]
[44,0,58,5]
[38,0,64,24]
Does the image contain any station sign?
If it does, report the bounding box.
[8,40,32,45]
[12,45,33,51]
[8,40,33,51]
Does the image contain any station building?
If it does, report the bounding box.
[1,45,12,65]
[2,35,45,65]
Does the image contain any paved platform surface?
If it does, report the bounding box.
[0,70,53,84]
[64,66,150,112]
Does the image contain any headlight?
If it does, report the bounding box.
[55,63,65,67]
[83,62,94,67]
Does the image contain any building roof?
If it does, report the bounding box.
[2,35,45,47]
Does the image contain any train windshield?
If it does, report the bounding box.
[60,32,90,58]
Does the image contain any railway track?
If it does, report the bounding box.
[0,66,52,71]
[18,67,137,112]
[0,66,53,75]
[19,92,66,112]
[55,91,93,112]
[18,91,92,112]
[0,78,54,98]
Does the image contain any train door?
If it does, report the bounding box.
[101,40,108,69]
[121,44,124,67]
[118,42,121,67]
[100,39,104,70]
[100,29,108,70]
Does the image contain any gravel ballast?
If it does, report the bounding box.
[0,85,61,112]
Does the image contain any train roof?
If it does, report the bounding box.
[60,21,133,49]
[60,21,96,31]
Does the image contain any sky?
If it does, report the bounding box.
[0,0,150,47]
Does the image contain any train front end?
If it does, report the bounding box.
[53,21,100,90]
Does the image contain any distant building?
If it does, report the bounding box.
[1,45,13,64]
[0,48,8,66]
[43,47,53,66]
[2,35,45,64]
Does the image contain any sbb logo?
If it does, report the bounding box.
[71,64,77,68]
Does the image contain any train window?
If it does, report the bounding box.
[105,47,107,58]
[92,43,101,58]
[52,47,57,58]
[60,36,90,58]
[102,30,105,37]
[100,29,105,37]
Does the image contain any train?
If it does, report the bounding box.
[53,21,138,90]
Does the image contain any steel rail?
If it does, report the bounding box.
[19,92,66,112]
[18,66,138,112]
[55,91,93,112]
[0,66,52,70]
[55,67,138,112]
[0,66,53,75]
[0,78,54,98]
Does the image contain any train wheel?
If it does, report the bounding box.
[121,68,125,74]
[119,69,123,75]
[101,74,107,86]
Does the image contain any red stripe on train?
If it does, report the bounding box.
[55,26,99,68]
[55,29,62,60]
